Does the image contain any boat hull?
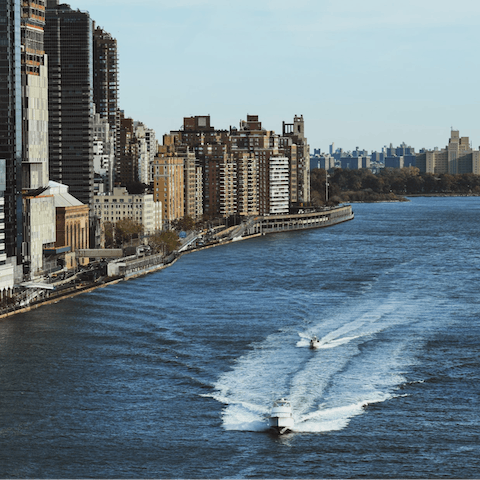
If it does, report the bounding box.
[269,416,294,435]
[269,398,294,435]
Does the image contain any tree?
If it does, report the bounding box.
[115,218,144,246]
[406,175,424,194]
[311,166,480,202]
[104,221,115,248]
[362,173,383,192]
[423,174,438,193]
[172,216,196,232]
[439,174,456,193]
[149,230,180,255]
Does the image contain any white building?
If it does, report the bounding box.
[22,57,49,190]
[133,122,150,185]
[145,127,157,184]
[93,187,162,234]
[23,192,56,279]
[93,109,115,192]
[21,57,57,281]
[269,156,290,215]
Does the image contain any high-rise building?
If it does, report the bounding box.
[184,149,203,221]
[45,0,94,206]
[93,25,118,132]
[156,114,310,222]
[93,106,115,191]
[269,156,290,215]
[282,115,310,205]
[153,145,185,227]
[93,25,119,177]
[117,115,138,186]
[133,122,150,185]
[144,127,157,184]
[1,0,57,282]
[416,130,477,175]
[0,0,23,261]
[21,0,49,191]
[21,0,58,279]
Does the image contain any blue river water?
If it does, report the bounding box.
[0,197,479,478]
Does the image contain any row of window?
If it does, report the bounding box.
[94,204,143,209]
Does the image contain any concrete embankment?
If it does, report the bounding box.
[0,205,354,319]
[245,205,354,236]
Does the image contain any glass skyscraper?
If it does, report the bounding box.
[0,0,23,260]
[45,0,94,206]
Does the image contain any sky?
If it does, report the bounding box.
[78,0,480,153]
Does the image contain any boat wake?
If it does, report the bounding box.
[206,293,420,434]
[297,333,361,350]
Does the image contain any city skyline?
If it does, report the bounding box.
[78,0,480,152]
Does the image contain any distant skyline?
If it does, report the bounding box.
[79,0,480,152]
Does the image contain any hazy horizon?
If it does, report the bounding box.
[78,0,480,152]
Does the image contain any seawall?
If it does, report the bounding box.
[244,205,354,236]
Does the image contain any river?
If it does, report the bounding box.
[0,197,479,478]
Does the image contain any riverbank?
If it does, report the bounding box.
[0,205,354,319]
[405,193,480,197]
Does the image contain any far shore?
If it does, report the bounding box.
[340,192,480,204]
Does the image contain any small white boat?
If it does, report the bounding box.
[310,335,321,349]
[269,398,294,435]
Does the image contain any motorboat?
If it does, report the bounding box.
[310,335,321,349]
[269,398,294,435]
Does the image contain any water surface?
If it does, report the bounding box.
[0,197,479,478]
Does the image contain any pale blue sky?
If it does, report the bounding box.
[79,0,480,152]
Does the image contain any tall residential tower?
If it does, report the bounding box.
[45,0,94,206]
[0,0,23,261]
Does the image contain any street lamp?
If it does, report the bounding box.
[326,171,330,204]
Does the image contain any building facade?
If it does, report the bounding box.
[21,0,49,192]
[23,192,56,277]
[153,146,185,227]
[416,130,479,175]
[93,107,115,191]
[45,0,94,206]
[0,0,23,262]
[44,181,89,269]
[93,25,118,136]
[93,187,161,235]
[0,161,15,295]
[269,156,290,215]
[155,114,310,223]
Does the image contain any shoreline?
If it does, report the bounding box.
[404,193,480,197]
[0,233,256,320]
[342,192,480,204]
[0,261,181,320]
[0,207,353,319]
